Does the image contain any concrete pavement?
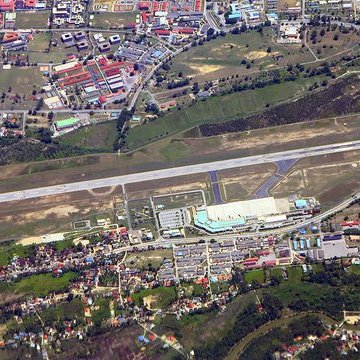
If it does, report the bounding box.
[0,140,360,203]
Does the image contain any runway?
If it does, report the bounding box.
[0,140,359,204]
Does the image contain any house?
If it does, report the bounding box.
[76,40,88,51]
[0,0,15,11]
[74,31,86,41]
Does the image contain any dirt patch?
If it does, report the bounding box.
[188,63,224,75]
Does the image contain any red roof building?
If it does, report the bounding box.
[0,0,15,11]
[25,0,36,7]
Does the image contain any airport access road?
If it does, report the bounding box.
[0,140,359,204]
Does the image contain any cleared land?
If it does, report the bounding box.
[0,187,123,240]
[271,150,360,205]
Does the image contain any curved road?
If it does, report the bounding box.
[0,140,359,203]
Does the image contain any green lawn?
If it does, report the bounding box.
[244,269,265,284]
[0,272,79,297]
[0,67,44,94]
[127,75,326,150]
[170,28,313,76]
[15,11,51,28]
[90,12,139,28]
[287,266,303,283]
[347,265,360,275]
[268,282,330,306]
[60,121,117,151]
[0,243,30,266]
[131,286,176,309]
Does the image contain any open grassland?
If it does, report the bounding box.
[308,29,359,60]
[90,12,139,28]
[0,272,78,298]
[131,286,176,308]
[60,121,118,151]
[0,243,30,266]
[127,75,326,150]
[15,11,51,28]
[0,67,44,96]
[271,149,360,205]
[1,114,360,199]
[169,29,314,83]
[0,187,122,240]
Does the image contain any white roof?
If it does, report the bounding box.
[207,197,280,220]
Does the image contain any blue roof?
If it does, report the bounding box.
[295,199,307,208]
[194,209,245,233]
[229,13,241,19]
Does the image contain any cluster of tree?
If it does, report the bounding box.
[195,294,284,359]
[167,78,190,90]
[113,109,134,151]
[241,316,326,360]
[199,75,360,137]
[0,138,98,165]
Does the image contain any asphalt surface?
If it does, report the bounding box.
[0,140,359,203]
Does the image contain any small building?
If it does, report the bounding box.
[109,34,121,45]
[77,40,89,51]
[61,33,73,43]
[54,117,80,131]
[74,31,86,41]
[98,42,111,53]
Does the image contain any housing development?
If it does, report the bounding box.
[0,0,360,358]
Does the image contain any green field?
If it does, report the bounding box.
[127,75,326,150]
[0,243,30,266]
[347,265,360,275]
[60,121,118,151]
[169,28,314,80]
[131,286,176,308]
[15,11,51,28]
[244,269,265,284]
[0,272,78,297]
[90,12,139,28]
[0,67,44,95]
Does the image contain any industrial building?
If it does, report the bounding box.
[158,208,190,229]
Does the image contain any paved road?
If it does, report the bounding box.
[0,140,359,203]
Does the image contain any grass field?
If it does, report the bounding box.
[347,265,360,275]
[131,286,176,309]
[60,121,118,151]
[0,67,44,95]
[169,29,313,83]
[126,75,326,150]
[0,272,78,297]
[244,269,265,284]
[90,12,139,28]
[0,243,30,266]
[15,11,51,28]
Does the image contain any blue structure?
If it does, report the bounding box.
[194,209,245,233]
[316,238,321,247]
[306,239,311,249]
[299,239,305,250]
[293,240,298,251]
[295,199,308,209]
